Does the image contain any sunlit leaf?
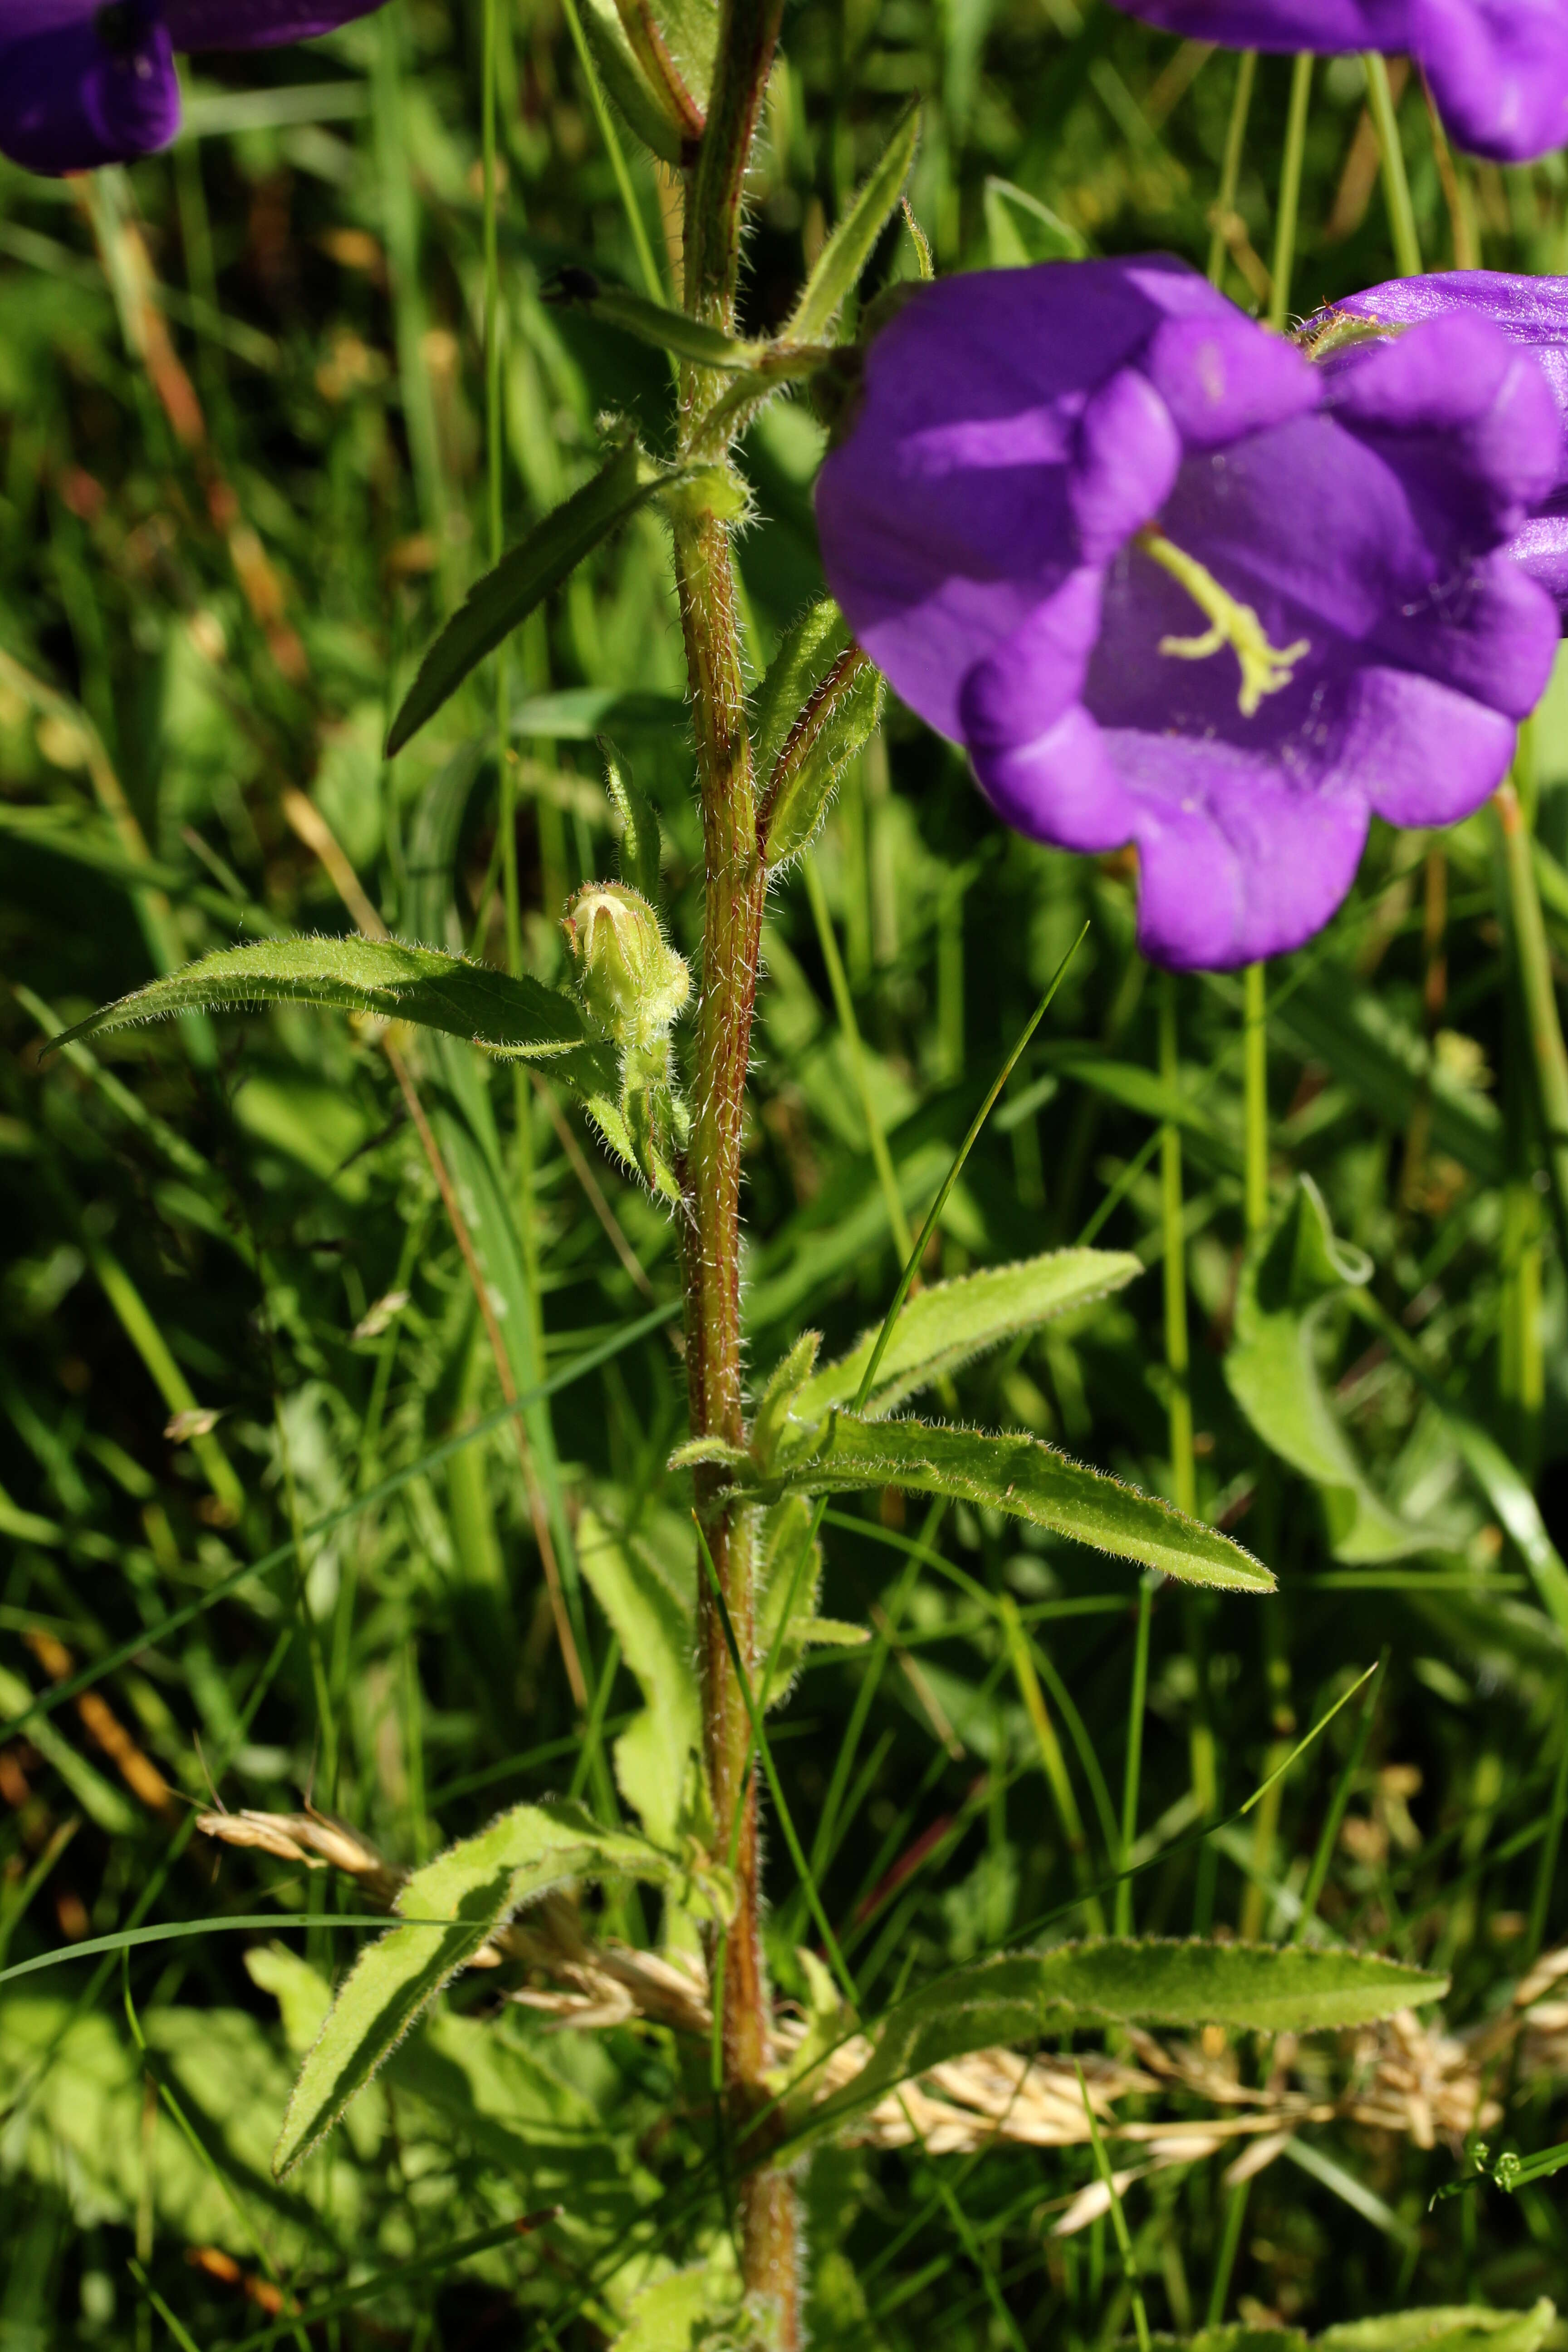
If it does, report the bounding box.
[51,936,607,1076]
[274,1799,732,2176]
[789,1246,1142,1422]
[754,1413,1272,1592]
[784,100,920,347]
[387,439,674,755]
[810,1940,1447,2137]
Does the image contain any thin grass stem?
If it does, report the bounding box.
[1365,49,1422,276]
[1268,53,1313,331]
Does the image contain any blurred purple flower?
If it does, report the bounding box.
[1112,1,1568,164]
[1316,272,1568,613]
[816,259,1559,971]
[0,0,385,174]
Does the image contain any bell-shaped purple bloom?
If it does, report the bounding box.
[0,0,386,173]
[1112,1,1568,164]
[0,4,179,174]
[1317,272,1568,615]
[816,259,1560,971]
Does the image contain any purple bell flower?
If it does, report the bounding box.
[0,0,386,174]
[816,259,1560,971]
[0,4,180,173]
[1316,272,1568,616]
[1110,1,1568,165]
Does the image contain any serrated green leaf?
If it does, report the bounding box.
[810,1940,1446,2138]
[274,1799,730,2176]
[755,1413,1272,1592]
[784,100,920,346]
[577,1508,700,1847]
[761,644,883,871]
[790,1246,1142,1422]
[387,440,671,755]
[1224,1179,1442,1563]
[754,601,853,785]
[51,935,605,1075]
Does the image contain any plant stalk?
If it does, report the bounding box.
[1268,53,1313,333]
[673,0,793,2325]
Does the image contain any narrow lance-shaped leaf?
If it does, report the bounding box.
[49,936,608,1072]
[575,0,689,163]
[387,438,675,756]
[762,651,882,871]
[274,1798,732,2176]
[808,1940,1448,2140]
[547,270,765,370]
[610,0,705,143]
[789,1246,1142,1423]
[784,99,920,347]
[755,1412,1273,1592]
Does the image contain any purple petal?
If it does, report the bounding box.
[817,261,1556,971]
[1070,368,1181,565]
[0,7,180,172]
[1323,311,1561,521]
[1333,662,1521,828]
[1413,0,1568,162]
[1114,732,1372,971]
[163,0,385,47]
[1140,312,1318,451]
[1509,499,1568,604]
[815,259,1240,738]
[1107,0,1406,47]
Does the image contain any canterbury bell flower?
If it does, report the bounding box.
[815,258,1560,971]
[0,0,387,174]
[1308,271,1568,616]
[1108,1,1568,165]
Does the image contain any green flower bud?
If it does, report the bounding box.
[563,881,689,1053]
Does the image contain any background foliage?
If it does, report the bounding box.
[5,2,1568,2344]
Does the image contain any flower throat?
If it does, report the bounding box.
[1133,525,1310,716]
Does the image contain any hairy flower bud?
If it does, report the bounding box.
[563,882,689,1053]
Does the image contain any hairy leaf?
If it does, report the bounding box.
[274,1800,730,2175]
[789,1246,1142,1423]
[811,1941,1447,2136]
[753,601,854,786]
[761,648,883,871]
[51,935,606,1076]
[1225,1180,1442,1563]
[755,1413,1272,1592]
[552,274,763,368]
[576,0,689,162]
[387,440,672,754]
[784,100,920,346]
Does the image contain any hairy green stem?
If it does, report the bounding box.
[673,0,792,2323]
